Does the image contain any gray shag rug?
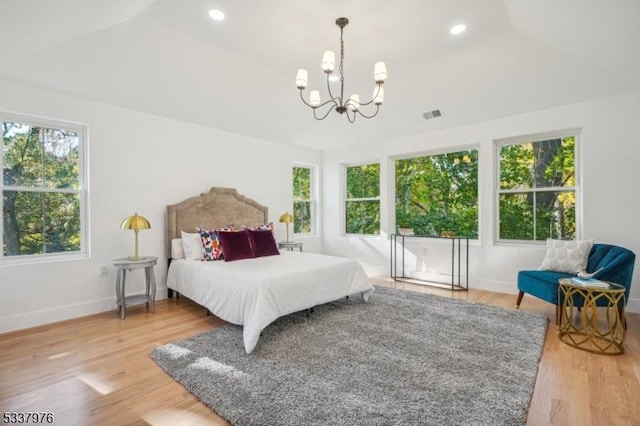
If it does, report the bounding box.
[151,286,548,426]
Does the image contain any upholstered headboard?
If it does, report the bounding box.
[165,187,269,258]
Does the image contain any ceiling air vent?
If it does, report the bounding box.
[422,109,442,120]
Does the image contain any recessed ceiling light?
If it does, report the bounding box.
[450,24,466,35]
[208,9,225,21]
[328,75,340,82]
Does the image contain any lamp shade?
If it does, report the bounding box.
[373,86,384,105]
[279,212,294,224]
[296,69,308,89]
[374,61,387,83]
[309,90,321,106]
[120,213,151,230]
[279,212,294,243]
[121,213,150,261]
[321,50,336,72]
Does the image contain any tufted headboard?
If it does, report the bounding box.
[165,187,269,258]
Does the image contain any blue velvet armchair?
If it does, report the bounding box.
[516,243,636,324]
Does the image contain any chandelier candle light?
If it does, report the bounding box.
[295,17,387,123]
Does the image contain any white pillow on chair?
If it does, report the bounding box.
[538,239,593,274]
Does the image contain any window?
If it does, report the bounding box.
[395,149,478,238]
[2,114,87,260]
[497,132,577,242]
[292,165,315,234]
[345,163,380,235]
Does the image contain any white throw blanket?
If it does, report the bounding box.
[167,251,375,353]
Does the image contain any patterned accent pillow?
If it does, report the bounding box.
[243,222,275,237]
[196,227,227,261]
[538,239,594,273]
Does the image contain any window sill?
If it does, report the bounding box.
[292,233,318,240]
[343,233,382,239]
[493,240,548,250]
[0,252,90,267]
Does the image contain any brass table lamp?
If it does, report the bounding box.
[120,212,151,261]
[278,212,294,242]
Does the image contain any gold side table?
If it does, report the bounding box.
[557,278,626,355]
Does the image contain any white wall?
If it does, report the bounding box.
[322,91,640,312]
[3,79,638,334]
[0,79,322,333]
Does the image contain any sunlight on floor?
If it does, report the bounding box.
[48,351,74,360]
[77,373,113,395]
[143,408,221,426]
[190,357,248,379]
[157,343,193,359]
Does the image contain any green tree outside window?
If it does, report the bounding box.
[2,119,84,257]
[395,150,478,238]
[498,136,576,241]
[345,163,380,235]
[292,166,313,234]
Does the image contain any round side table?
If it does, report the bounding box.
[557,278,626,355]
[112,256,158,319]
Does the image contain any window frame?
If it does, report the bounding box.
[393,146,480,239]
[344,161,381,236]
[292,163,317,237]
[494,129,581,245]
[1,111,89,264]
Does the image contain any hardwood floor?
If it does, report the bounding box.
[1,280,638,426]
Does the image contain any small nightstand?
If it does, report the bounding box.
[278,240,303,252]
[111,256,158,319]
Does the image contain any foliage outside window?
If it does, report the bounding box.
[345,163,380,235]
[2,116,86,259]
[395,150,478,238]
[498,134,577,242]
[292,166,314,234]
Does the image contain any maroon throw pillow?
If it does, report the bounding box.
[217,230,254,261]
[248,229,280,258]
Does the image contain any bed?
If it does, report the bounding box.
[165,187,375,354]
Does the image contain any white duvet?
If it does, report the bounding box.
[167,250,375,353]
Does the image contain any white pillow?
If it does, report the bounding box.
[181,231,203,261]
[539,239,593,274]
[171,238,185,260]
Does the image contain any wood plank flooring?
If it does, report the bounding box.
[1,279,638,426]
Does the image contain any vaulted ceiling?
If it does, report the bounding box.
[1,0,639,150]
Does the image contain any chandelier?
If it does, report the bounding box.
[295,17,387,123]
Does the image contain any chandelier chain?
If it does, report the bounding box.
[339,25,345,86]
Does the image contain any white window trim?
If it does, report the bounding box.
[494,128,581,245]
[0,111,89,264]
[292,163,317,237]
[343,161,381,236]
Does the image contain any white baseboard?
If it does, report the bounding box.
[1,284,635,335]
[376,274,640,314]
[474,278,640,314]
[471,278,518,296]
[0,286,169,334]
[626,297,640,313]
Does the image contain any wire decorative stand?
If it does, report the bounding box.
[390,234,469,291]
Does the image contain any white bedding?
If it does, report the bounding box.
[167,250,375,353]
